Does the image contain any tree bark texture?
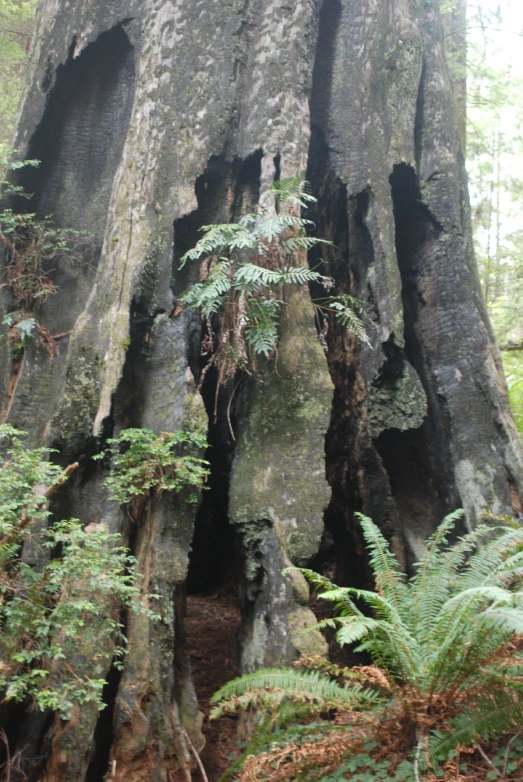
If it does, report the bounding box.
[1,0,522,779]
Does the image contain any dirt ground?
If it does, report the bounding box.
[185,591,241,782]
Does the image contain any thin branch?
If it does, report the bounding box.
[2,462,79,547]
[44,462,79,499]
[502,342,523,352]
[226,378,241,443]
[0,729,11,782]
[413,736,423,782]
[502,731,521,777]
[183,728,209,782]
[0,24,31,37]
[445,25,523,39]
[477,745,500,777]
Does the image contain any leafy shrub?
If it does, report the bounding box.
[96,427,209,514]
[0,424,143,717]
[179,178,372,386]
[211,511,523,780]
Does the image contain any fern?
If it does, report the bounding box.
[210,668,378,720]
[177,178,371,384]
[211,512,523,780]
[314,294,374,348]
[245,297,280,357]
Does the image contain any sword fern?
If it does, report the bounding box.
[211,512,523,779]
[178,179,372,385]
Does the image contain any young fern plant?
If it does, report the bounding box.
[211,512,523,781]
[178,178,372,386]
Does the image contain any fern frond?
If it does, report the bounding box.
[299,567,363,616]
[458,525,523,590]
[430,687,523,761]
[356,514,410,617]
[330,299,373,347]
[210,668,370,719]
[245,297,280,357]
[228,230,259,251]
[477,604,523,634]
[411,514,493,643]
[179,261,232,317]
[179,223,251,266]
[280,266,329,285]
[266,177,317,209]
[282,236,333,252]
[257,215,313,242]
[234,263,284,288]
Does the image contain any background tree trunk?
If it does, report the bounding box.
[1,0,522,779]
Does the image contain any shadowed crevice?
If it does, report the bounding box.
[21,25,135,241]
[388,163,462,540]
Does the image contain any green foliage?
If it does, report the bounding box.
[211,511,523,780]
[0,1,37,144]
[1,156,91,355]
[501,351,523,439]
[210,667,381,721]
[179,178,371,384]
[465,4,523,344]
[0,207,90,312]
[313,294,373,348]
[0,424,143,718]
[1,310,36,354]
[96,427,209,509]
[319,752,414,782]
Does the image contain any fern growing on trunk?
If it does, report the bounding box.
[211,512,523,780]
[178,178,372,386]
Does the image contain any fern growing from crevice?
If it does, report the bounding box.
[178,178,372,386]
[210,512,523,780]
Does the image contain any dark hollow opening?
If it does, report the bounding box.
[84,664,121,782]
[387,163,462,537]
[20,25,135,241]
[172,154,267,780]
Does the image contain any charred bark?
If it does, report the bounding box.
[1,0,521,779]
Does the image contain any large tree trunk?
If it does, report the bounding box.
[1,0,522,779]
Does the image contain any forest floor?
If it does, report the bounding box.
[185,590,241,782]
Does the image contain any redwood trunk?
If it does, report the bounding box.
[1,0,522,779]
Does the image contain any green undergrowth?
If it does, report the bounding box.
[0,424,147,718]
[95,426,209,516]
[212,511,523,781]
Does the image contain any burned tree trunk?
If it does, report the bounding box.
[1,0,522,779]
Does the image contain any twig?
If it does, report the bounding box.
[477,745,500,777]
[502,731,521,777]
[413,737,423,782]
[502,342,523,352]
[0,729,10,782]
[0,351,25,424]
[2,462,79,547]
[0,228,16,257]
[226,379,241,442]
[0,24,31,37]
[44,462,79,499]
[51,330,73,340]
[183,728,209,782]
